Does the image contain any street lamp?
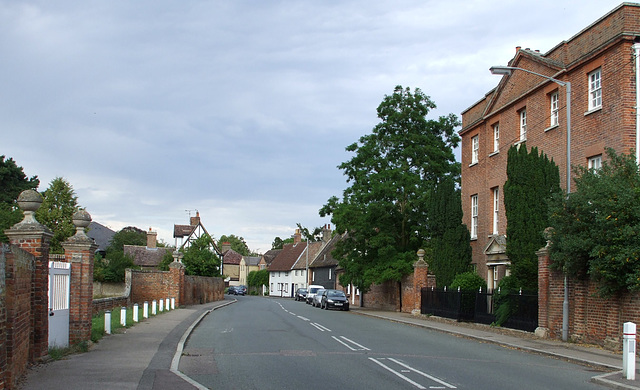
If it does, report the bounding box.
[490,65,571,342]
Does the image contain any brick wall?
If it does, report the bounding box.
[360,259,435,313]
[1,245,33,389]
[183,275,224,305]
[538,247,640,351]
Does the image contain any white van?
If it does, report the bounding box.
[305,285,324,305]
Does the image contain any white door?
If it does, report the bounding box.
[48,261,70,348]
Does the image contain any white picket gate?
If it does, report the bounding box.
[48,261,70,348]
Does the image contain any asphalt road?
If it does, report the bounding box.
[180,297,603,389]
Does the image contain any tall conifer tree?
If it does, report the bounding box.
[503,144,560,291]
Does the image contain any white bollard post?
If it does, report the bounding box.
[171,297,175,310]
[105,310,111,335]
[133,303,139,323]
[166,298,170,311]
[152,300,157,315]
[143,301,149,319]
[120,307,127,327]
[159,299,164,312]
[623,322,636,380]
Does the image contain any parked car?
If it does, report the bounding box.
[312,289,325,307]
[320,289,349,311]
[237,285,247,295]
[295,288,307,301]
[228,286,245,296]
[306,285,324,304]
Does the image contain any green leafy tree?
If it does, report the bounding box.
[427,176,472,287]
[450,271,486,291]
[35,177,80,253]
[549,149,640,297]
[272,236,293,250]
[320,85,460,294]
[0,156,39,242]
[247,269,269,294]
[296,223,322,242]
[183,234,221,277]
[94,227,145,282]
[218,234,250,256]
[504,144,560,291]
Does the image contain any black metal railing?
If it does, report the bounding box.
[420,287,538,332]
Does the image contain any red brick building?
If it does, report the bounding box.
[460,3,640,289]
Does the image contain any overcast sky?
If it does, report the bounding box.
[1,0,625,253]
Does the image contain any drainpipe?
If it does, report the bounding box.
[634,40,640,166]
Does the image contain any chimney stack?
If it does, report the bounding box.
[190,211,200,226]
[222,241,231,253]
[147,228,157,249]
[294,229,302,245]
[322,224,332,243]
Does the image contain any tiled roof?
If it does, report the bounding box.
[262,249,281,265]
[268,243,306,272]
[309,234,342,268]
[293,241,324,270]
[124,245,172,267]
[223,249,243,265]
[173,224,194,238]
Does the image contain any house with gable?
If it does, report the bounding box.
[239,255,261,287]
[459,3,640,289]
[221,242,243,286]
[268,230,307,297]
[259,248,281,270]
[292,240,323,291]
[309,225,340,289]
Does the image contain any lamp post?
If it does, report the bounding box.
[490,65,571,342]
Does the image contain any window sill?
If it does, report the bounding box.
[584,106,602,116]
[544,124,559,132]
[470,237,478,241]
[489,151,499,157]
[469,162,478,167]
[514,139,526,146]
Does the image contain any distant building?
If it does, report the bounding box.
[124,228,172,270]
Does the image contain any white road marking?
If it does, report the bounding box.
[297,316,310,321]
[339,336,370,351]
[310,322,332,332]
[369,358,426,389]
[386,358,456,389]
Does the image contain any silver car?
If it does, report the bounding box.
[312,288,325,307]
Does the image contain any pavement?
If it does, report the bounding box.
[16,297,640,390]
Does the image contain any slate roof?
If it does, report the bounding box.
[124,245,172,267]
[222,249,243,265]
[268,243,306,272]
[309,233,342,268]
[87,221,115,251]
[243,256,261,266]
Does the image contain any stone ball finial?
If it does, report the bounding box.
[16,189,43,225]
[17,189,43,213]
[417,248,425,259]
[72,209,92,229]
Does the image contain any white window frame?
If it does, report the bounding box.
[493,123,499,153]
[471,135,479,164]
[471,195,478,239]
[519,109,527,141]
[550,92,559,127]
[588,155,602,171]
[588,68,602,111]
[492,187,499,235]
